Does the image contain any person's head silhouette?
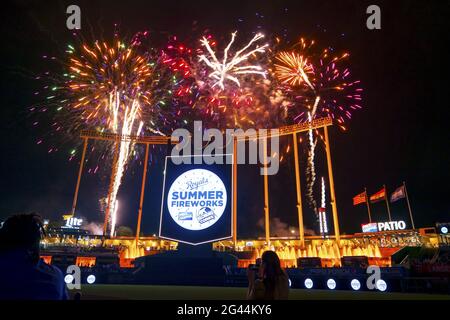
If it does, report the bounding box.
[0,213,45,263]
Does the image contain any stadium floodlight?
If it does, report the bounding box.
[376,279,387,292]
[327,278,337,290]
[351,279,361,291]
[304,278,314,289]
[64,274,74,284]
[86,274,96,284]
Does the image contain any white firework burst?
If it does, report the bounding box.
[198,31,268,90]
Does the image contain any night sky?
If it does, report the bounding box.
[0,0,449,238]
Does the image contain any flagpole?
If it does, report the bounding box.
[364,187,372,223]
[403,181,416,229]
[384,184,392,221]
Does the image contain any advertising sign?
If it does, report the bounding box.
[159,155,232,245]
[63,215,83,229]
[361,220,407,233]
[362,222,378,233]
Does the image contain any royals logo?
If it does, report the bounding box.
[167,169,227,231]
[186,178,209,190]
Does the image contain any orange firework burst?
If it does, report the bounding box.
[68,40,154,129]
[66,39,159,235]
[274,51,314,87]
[34,35,182,235]
[271,38,362,130]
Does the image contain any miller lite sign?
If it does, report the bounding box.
[63,215,83,229]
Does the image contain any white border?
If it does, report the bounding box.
[158,154,234,246]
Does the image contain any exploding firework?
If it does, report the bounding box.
[198,32,268,90]
[273,38,363,129]
[305,112,318,212]
[274,51,314,89]
[110,199,119,237]
[194,32,271,128]
[33,29,363,234]
[320,176,326,209]
[68,39,152,232]
[162,31,283,129]
[33,34,185,234]
[272,38,362,210]
[34,33,189,154]
[67,41,150,125]
[318,177,328,235]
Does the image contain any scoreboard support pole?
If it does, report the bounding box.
[324,126,340,243]
[136,143,150,247]
[104,140,120,237]
[232,136,238,248]
[263,137,271,246]
[71,137,88,215]
[293,132,305,248]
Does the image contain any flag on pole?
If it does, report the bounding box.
[353,192,366,206]
[390,185,406,203]
[370,187,386,203]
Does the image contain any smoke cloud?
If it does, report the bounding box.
[84,222,103,235]
[257,217,316,237]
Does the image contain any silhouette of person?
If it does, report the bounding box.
[0,213,68,300]
[247,251,289,300]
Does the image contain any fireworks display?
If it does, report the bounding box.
[306,112,318,212]
[320,176,326,210]
[271,38,362,211]
[274,51,314,89]
[318,176,329,235]
[273,38,363,129]
[111,199,119,237]
[198,32,268,90]
[33,28,363,235]
[163,31,273,129]
[68,40,151,230]
[33,34,188,233]
[67,40,150,127]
